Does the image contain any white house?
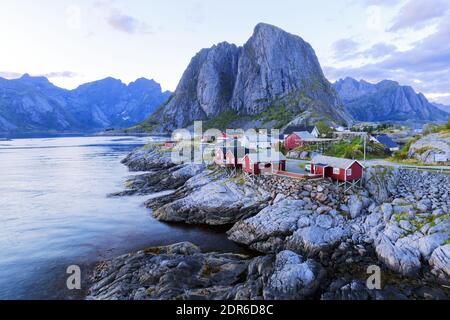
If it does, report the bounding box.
[240,133,273,150]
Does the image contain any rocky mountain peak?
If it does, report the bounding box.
[0,75,171,133]
[18,73,52,86]
[142,23,352,133]
[333,78,450,123]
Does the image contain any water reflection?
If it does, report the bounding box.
[0,136,247,300]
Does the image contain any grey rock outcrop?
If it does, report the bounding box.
[429,245,450,284]
[407,133,450,164]
[362,169,450,278]
[230,24,350,125]
[121,144,175,171]
[145,43,240,132]
[363,166,399,203]
[227,198,354,256]
[152,169,271,225]
[87,243,325,300]
[263,250,325,300]
[110,163,206,196]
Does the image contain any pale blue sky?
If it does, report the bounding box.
[1,0,449,103]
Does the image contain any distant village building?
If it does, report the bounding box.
[310,155,364,182]
[215,138,249,168]
[370,134,400,152]
[283,125,320,138]
[242,151,286,175]
[241,134,273,150]
[214,147,228,167]
[284,131,316,150]
[225,145,250,168]
[164,141,177,149]
[333,131,368,141]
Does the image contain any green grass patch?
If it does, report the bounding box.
[394,213,410,223]
[204,110,241,131]
[256,105,295,129]
[323,138,389,160]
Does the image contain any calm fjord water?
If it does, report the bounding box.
[0,136,244,300]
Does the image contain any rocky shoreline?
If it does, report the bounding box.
[88,145,450,300]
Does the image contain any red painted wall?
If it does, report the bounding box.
[215,149,225,166]
[285,134,304,150]
[346,162,363,181]
[320,162,363,181]
[165,142,176,148]
[326,167,345,181]
[226,151,243,168]
[312,165,325,175]
[243,156,260,174]
[225,151,235,166]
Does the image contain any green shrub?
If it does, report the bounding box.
[204,111,241,130]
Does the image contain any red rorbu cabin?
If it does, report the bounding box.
[225,146,249,168]
[165,141,177,149]
[310,155,364,182]
[214,147,227,166]
[242,152,286,175]
[284,131,315,150]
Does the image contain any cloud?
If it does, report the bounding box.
[0,71,79,80]
[332,39,397,60]
[389,0,449,31]
[361,43,397,58]
[107,9,152,34]
[332,38,360,59]
[0,71,22,79]
[361,0,402,6]
[185,1,206,24]
[42,71,78,78]
[325,17,450,104]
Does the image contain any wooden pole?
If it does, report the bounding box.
[363,134,367,165]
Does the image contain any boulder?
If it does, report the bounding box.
[263,251,325,300]
[429,245,450,284]
[375,235,421,276]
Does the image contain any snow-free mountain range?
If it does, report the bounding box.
[0,74,171,133]
[333,77,449,123]
[1,23,448,134]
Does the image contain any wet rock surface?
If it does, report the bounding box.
[88,243,325,300]
[110,163,206,196]
[121,145,175,171]
[151,170,271,225]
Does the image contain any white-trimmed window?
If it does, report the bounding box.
[333,168,340,174]
[347,169,352,176]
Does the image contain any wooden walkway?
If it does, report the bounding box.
[273,170,322,180]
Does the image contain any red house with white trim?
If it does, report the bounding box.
[225,146,249,168]
[214,147,227,167]
[242,151,286,175]
[310,155,364,182]
[285,131,315,150]
[164,141,177,149]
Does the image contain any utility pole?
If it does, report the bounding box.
[363,133,367,164]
